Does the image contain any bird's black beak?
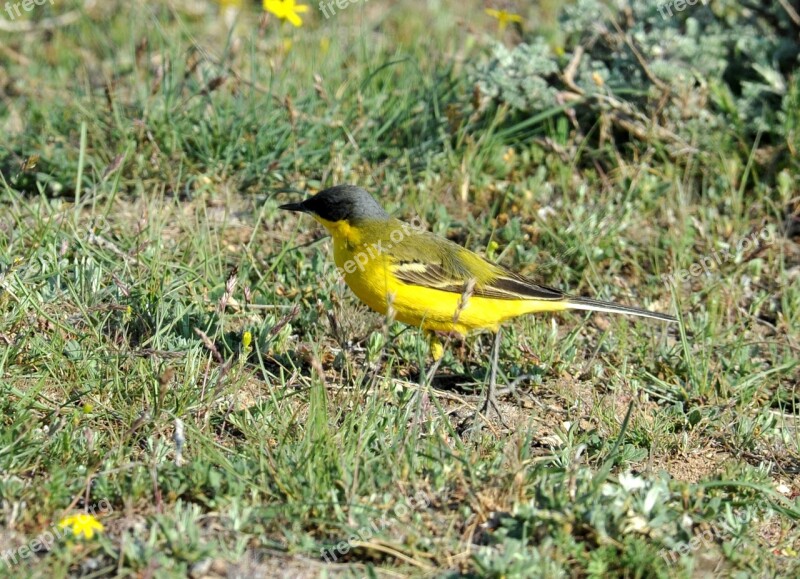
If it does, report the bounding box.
[279,201,307,213]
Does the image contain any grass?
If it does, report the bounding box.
[1,0,799,577]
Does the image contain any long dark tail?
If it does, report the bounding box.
[565,296,677,323]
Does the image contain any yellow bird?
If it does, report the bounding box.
[280,185,677,416]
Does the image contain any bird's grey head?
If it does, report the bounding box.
[279,185,388,223]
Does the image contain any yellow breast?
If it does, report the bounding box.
[328,232,564,335]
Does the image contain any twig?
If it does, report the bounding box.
[610,18,669,93]
[562,46,585,95]
[778,0,800,26]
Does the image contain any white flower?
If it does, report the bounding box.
[619,472,647,492]
[643,487,662,515]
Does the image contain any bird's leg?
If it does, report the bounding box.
[427,331,444,363]
[423,331,446,385]
[481,329,503,421]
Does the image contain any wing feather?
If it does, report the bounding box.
[391,259,564,302]
[383,226,564,301]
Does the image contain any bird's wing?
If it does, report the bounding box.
[387,230,565,302]
[473,269,566,301]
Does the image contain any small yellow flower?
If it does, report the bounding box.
[58,513,104,539]
[485,8,523,32]
[242,331,252,349]
[264,0,309,27]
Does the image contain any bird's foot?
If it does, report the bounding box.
[479,386,509,429]
[480,390,502,421]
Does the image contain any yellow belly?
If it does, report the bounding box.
[333,240,567,334]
